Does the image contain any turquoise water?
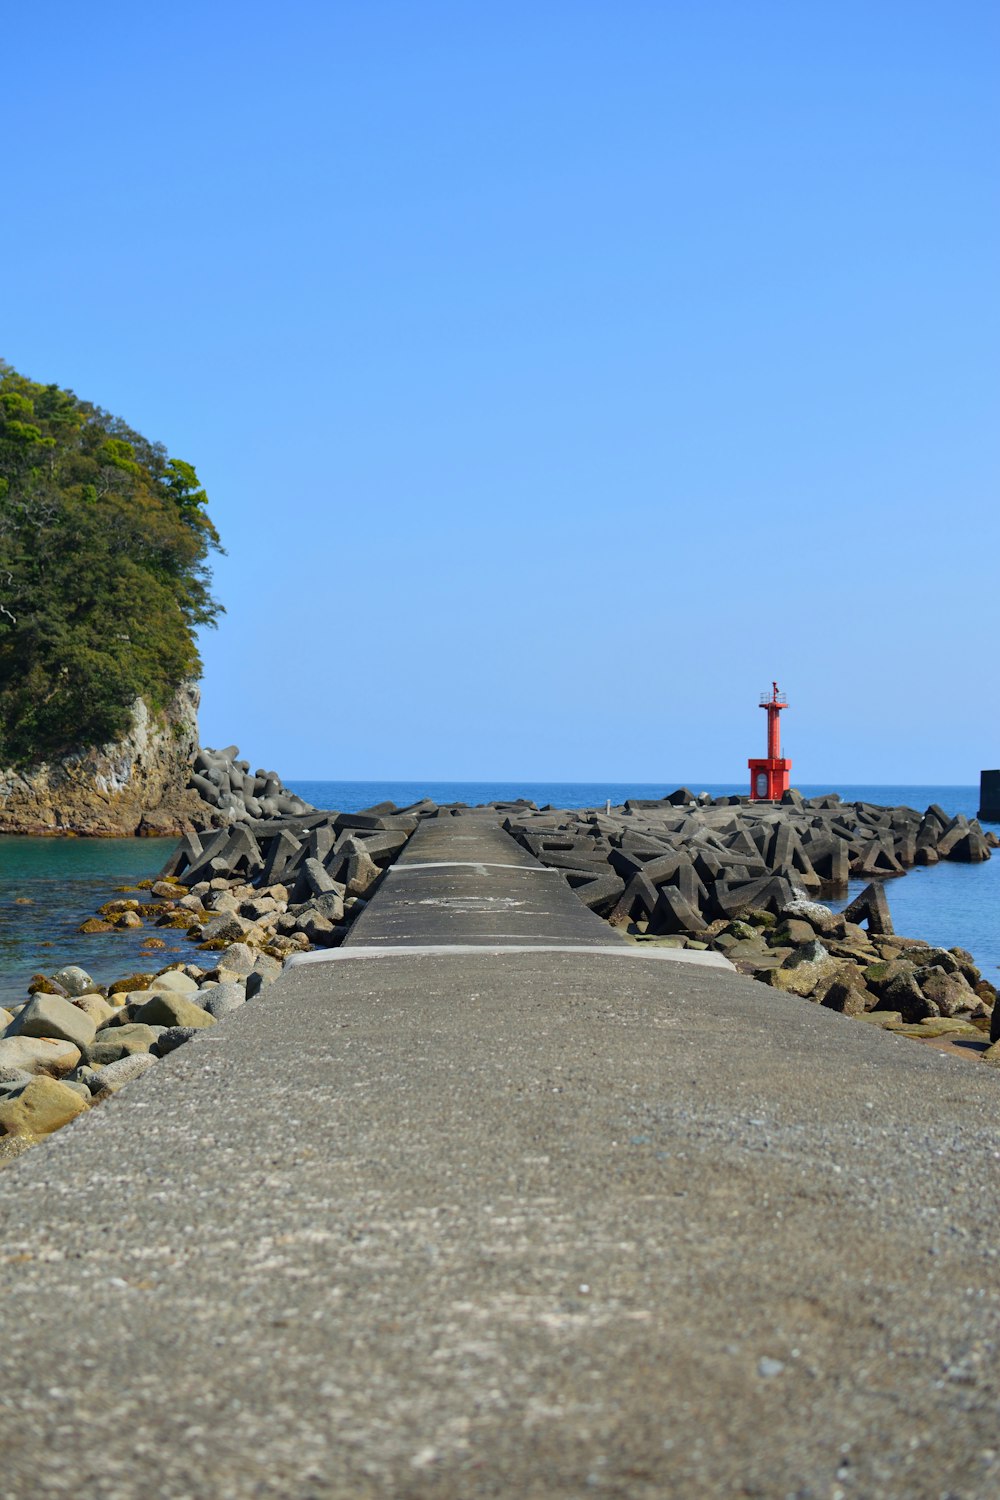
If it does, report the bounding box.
[0,783,996,1004]
[0,837,199,1005]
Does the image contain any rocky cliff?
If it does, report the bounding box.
[0,682,218,837]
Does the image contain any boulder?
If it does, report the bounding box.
[780,900,842,937]
[0,1035,81,1078]
[200,982,245,1019]
[913,967,972,1018]
[881,970,938,1024]
[819,968,873,1016]
[73,994,117,1027]
[28,974,70,998]
[5,994,97,1051]
[148,969,200,996]
[199,912,255,945]
[0,1075,88,1137]
[246,954,283,993]
[87,1024,165,1066]
[212,942,256,978]
[108,973,154,996]
[152,1026,202,1056]
[759,942,836,997]
[91,1053,158,1096]
[344,841,380,897]
[50,965,95,998]
[133,994,216,1030]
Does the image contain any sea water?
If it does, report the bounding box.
[0,783,996,1004]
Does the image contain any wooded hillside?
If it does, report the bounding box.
[0,362,222,765]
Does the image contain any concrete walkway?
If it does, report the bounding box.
[1,813,1000,1498]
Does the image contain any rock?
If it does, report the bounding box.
[147,969,200,996]
[780,899,841,936]
[245,954,283,996]
[820,970,873,1016]
[151,1026,201,1056]
[205,890,242,915]
[87,1024,165,1065]
[0,1035,81,1077]
[98,898,141,917]
[108,973,154,996]
[913,967,972,1018]
[0,682,203,837]
[78,917,114,934]
[765,958,837,999]
[114,910,144,929]
[5,994,97,1051]
[0,1066,33,1095]
[783,940,830,968]
[302,913,339,945]
[771,918,820,948]
[27,974,70,998]
[199,912,255,945]
[240,895,282,920]
[882,970,938,1024]
[0,1075,88,1136]
[200,982,245,1019]
[50,965,95,998]
[982,1041,1000,1068]
[344,841,380,897]
[133,994,216,1030]
[863,959,913,1000]
[91,1053,158,1096]
[212,942,256,978]
[0,1007,12,1029]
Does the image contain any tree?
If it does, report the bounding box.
[0,360,223,764]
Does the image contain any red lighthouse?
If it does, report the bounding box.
[748,682,791,801]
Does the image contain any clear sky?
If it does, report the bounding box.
[4,2,997,783]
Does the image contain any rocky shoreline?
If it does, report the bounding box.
[499,789,1000,1057]
[0,798,425,1162]
[0,689,314,837]
[2,788,998,1164]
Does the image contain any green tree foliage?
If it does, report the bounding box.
[0,361,223,764]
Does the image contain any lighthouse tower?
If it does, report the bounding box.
[748,682,791,801]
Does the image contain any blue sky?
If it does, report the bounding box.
[4,2,998,782]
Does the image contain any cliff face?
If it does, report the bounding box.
[0,682,217,837]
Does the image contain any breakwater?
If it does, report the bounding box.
[4,804,1000,1496]
[3,788,998,1165]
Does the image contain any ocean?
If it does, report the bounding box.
[0,781,996,1005]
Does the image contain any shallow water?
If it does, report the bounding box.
[0,837,201,1004]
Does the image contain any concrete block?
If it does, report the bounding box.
[842,882,894,936]
[159,831,204,880]
[571,872,625,914]
[653,885,708,935]
[608,874,660,928]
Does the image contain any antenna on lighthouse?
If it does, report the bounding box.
[748,682,792,801]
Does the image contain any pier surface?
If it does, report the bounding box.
[1,812,999,1497]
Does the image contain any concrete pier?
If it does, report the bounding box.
[1,812,999,1497]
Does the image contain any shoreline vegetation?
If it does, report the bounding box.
[1,786,998,1166]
